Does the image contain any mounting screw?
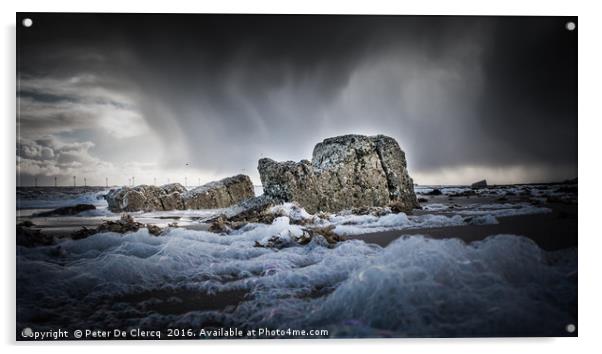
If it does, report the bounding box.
[566,323,576,333]
[566,21,576,31]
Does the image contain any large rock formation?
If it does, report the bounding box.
[258,134,419,213]
[105,175,254,212]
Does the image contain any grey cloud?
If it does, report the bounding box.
[17,137,111,184]
[18,75,150,139]
[17,14,577,185]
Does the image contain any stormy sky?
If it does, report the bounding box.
[16,14,577,186]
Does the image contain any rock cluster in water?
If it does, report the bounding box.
[103,135,418,215]
[71,214,163,240]
[105,175,254,212]
[258,134,419,214]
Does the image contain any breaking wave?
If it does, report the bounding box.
[17,187,109,210]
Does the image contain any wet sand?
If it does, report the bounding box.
[350,202,577,251]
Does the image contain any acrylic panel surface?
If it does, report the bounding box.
[16,13,577,340]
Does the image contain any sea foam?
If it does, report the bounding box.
[17,217,576,337]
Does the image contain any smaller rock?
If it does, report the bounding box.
[270,203,321,225]
[300,225,345,245]
[212,195,276,224]
[296,230,313,245]
[17,220,35,227]
[71,214,163,239]
[17,225,54,247]
[426,189,443,196]
[204,196,277,233]
[146,224,163,236]
[254,236,290,249]
[72,227,97,240]
[471,180,488,189]
[34,204,96,217]
[96,214,144,233]
[209,216,230,233]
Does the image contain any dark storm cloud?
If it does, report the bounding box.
[475,17,577,167]
[17,14,577,185]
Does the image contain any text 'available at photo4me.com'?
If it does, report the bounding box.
[21,327,330,340]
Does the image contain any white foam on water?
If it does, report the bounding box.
[17,219,576,336]
[331,213,466,235]
[219,200,548,236]
[139,208,224,219]
[307,235,576,336]
[422,203,449,211]
[414,186,435,194]
[440,187,472,195]
[467,214,499,225]
[270,203,318,223]
[455,203,552,217]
